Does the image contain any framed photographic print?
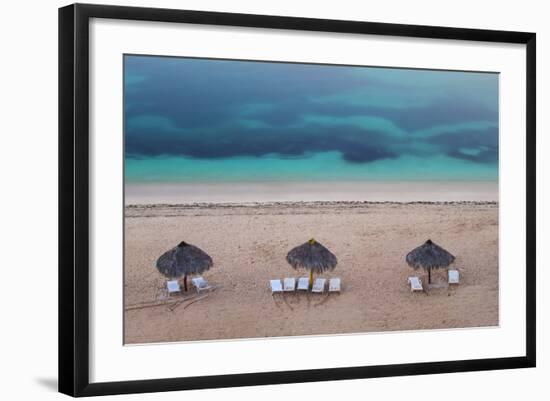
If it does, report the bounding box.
[58,3,536,397]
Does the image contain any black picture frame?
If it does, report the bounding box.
[59,3,536,397]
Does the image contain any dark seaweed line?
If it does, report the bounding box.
[125,200,498,218]
[127,200,498,210]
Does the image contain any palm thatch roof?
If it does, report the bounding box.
[286,238,337,273]
[406,239,455,271]
[156,241,213,278]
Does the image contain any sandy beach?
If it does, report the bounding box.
[124,200,499,344]
[125,181,499,204]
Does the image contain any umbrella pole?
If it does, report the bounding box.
[309,271,313,288]
[184,274,188,292]
[428,269,431,285]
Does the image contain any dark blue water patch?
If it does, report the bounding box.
[126,122,402,163]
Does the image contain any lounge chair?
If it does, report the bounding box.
[191,276,212,294]
[448,270,460,284]
[270,279,283,295]
[408,276,423,292]
[329,278,341,293]
[311,278,326,293]
[166,280,181,295]
[297,277,309,291]
[283,278,296,292]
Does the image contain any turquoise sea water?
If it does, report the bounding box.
[125,152,497,183]
[124,56,498,183]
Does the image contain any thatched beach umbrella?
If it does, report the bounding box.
[286,238,337,287]
[406,239,455,284]
[156,241,213,291]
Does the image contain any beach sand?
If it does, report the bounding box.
[125,181,499,204]
[124,201,499,344]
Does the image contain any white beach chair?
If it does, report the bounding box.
[297,277,309,291]
[329,278,341,293]
[408,277,423,292]
[311,278,326,293]
[166,280,181,295]
[270,279,283,295]
[191,276,212,294]
[448,270,460,284]
[283,278,296,292]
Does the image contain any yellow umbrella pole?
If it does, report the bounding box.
[309,270,313,288]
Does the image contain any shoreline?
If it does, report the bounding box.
[125,181,499,205]
[126,200,499,214]
[127,200,499,207]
